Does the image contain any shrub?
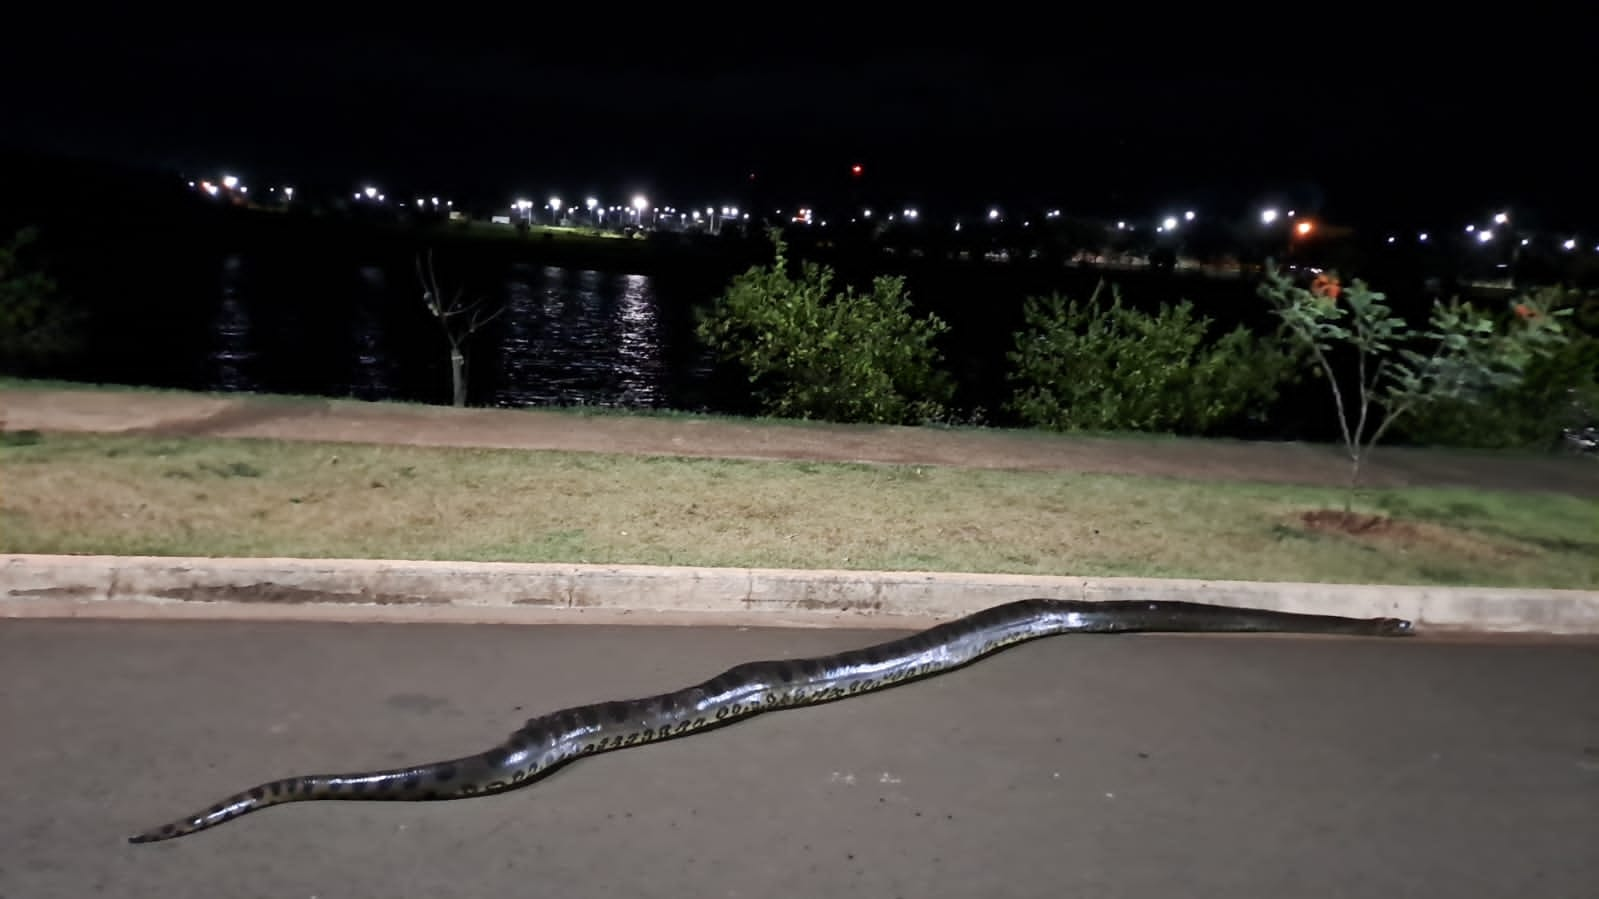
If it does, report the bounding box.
[0,226,80,366]
[1395,287,1598,449]
[697,230,953,424]
[1006,281,1294,434]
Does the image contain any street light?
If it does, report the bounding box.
[1162,216,1179,231]
[1494,211,1509,225]
[1261,209,1279,224]
[222,175,239,189]
[1477,229,1494,243]
[987,208,1000,221]
[1184,210,1195,221]
[1295,221,1313,236]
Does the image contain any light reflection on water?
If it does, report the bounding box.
[345,264,396,400]
[488,265,670,408]
[208,253,258,391]
[202,256,710,409]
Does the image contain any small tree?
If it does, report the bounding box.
[1258,265,1569,510]
[0,226,80,367]
[697,229,952,424]
[415,249,505,407]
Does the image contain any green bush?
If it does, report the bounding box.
[1394,287,1598,449]
[1006,281,1294,434]
[697,230,953,424]
[0,226,80,366]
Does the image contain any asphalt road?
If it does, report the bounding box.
[2,619,1596,898]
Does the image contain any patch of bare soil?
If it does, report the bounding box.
[1298,509,1534,561]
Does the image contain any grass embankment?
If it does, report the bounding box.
[2,431,1593,589]
[447,221,633,245]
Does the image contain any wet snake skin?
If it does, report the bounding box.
[129,598,1413,843]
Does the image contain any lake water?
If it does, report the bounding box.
[189,252,736,412]
[17,236,1340,438]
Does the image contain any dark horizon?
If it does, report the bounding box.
[5,35,1593,232]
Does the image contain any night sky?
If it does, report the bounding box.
[5,31,1592,230]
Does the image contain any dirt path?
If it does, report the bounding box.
[4,387,1595,496]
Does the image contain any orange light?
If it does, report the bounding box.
[1295,221,1314,236]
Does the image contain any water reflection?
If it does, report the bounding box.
[208,253,258,391]
[489,266,666,407]
[196,254,700,409]
[345,264,396,400]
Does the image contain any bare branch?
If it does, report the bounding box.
[1306,340,1355,459]
[467,301,508,335]
[414,247,508,407]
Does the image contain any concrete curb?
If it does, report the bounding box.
[3,554,1597,634]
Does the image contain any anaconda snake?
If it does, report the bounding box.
[129,599,1412,843]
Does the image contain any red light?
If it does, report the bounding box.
[851,164,863,176]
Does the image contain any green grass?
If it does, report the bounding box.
[442,221,639,246]
[0,377,204,394]
[3,432,1594,588]
[0,377,357,404]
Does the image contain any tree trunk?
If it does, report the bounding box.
[1344,453,1362,513]
[450,348,467,408]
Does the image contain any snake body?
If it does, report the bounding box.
[128,599,1412,844]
